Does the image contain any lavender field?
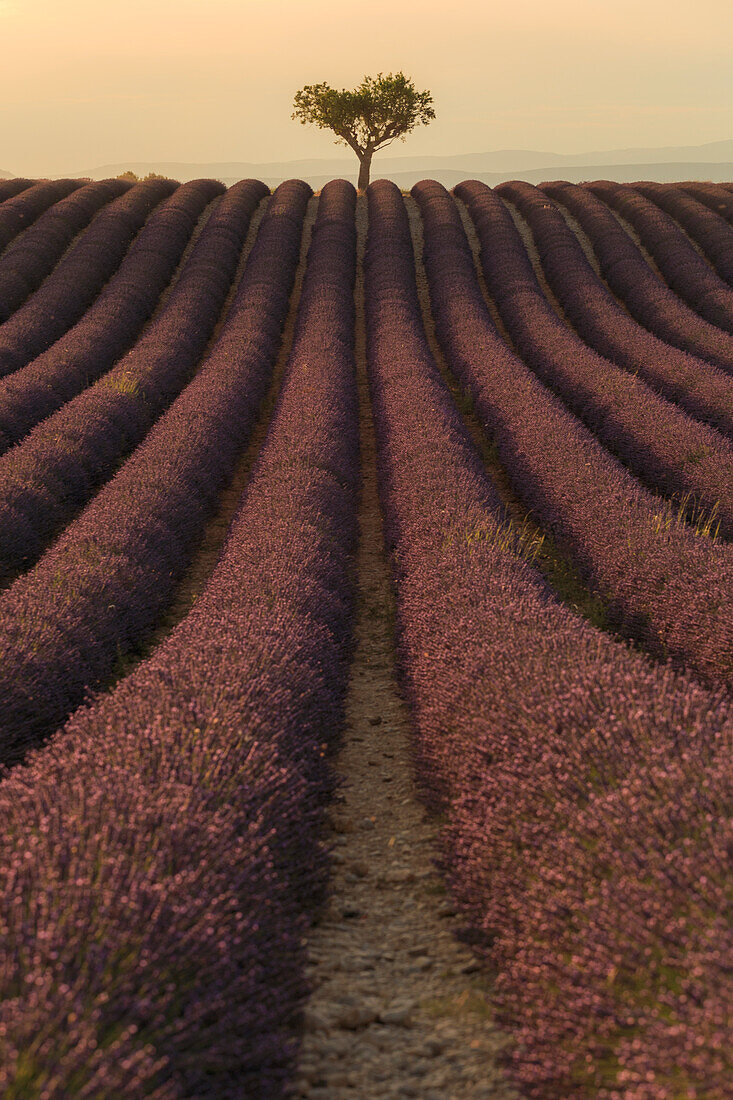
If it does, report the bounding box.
[0,174,730,1099]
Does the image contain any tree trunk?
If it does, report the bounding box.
[357,150,373,191]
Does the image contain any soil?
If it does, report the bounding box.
[498,197,576,325]
[440,193,614,631]
[291,196,517,1100]
[407,193,526,523]
[147,194,318,640]
[9,181,719,1095]
[546,194,646,325]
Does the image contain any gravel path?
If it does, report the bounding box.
[292,196,516,1100]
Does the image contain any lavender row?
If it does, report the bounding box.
[424,180,733,536]
[0,177,226,456]
[366,178,732,1099]
[0,179,310,765]
[681,180,733,223]
[0,179,358,1097]
[0,179,263,580]
[428,180,733,688]
[0,178,34,204]
[587,180,733,334]
[0,178,131,321]
[635,181,733,287]
[495,180,733,440]
[0,177,177,377]
[543,181,733,374]
[0,177,81,253]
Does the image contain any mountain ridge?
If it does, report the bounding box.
[2,138,732,186]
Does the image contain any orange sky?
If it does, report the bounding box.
[0,0,731,174]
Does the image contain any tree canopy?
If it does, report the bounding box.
[116,170,166,181]
[292,72,435,189]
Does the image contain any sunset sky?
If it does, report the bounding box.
[0,0,731,175]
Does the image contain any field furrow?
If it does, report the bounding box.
[589,181,733,333]
[0,180,266,582]
[0,178,82,253]
[436,180,733,535]
[294,190,517,1100]
[408,191,610,630]
[681,180,733,223]
[130,189,318,668]
[0,179,225,452]
[0,179,358,1099]
[0,178,34,204]
[635,181,733,287]
[0,178,178,377]
[0,178,131,321]
[545,181,733,372]
[0,180,309,765]
[365,177,732,1100]
[495,180,733,439]
[416,182,733,688]
[0,174,729,1100]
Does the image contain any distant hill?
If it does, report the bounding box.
[538,137,733,168]
[77,141,733,188]
[376,162,733,191]
[380,139,733,175]
[0,169,14,179]
[77,159,356,185]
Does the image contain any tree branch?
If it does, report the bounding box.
[292,73,435,182]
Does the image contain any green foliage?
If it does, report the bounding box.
[292,71,434,166]
[115,170,167,181]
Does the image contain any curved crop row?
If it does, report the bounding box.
[0,178,34,204]
[0,179,263,580]
[544,181,733,373]
[0,178,131,321]
[419,179,733,689]
[420,180,733,537]
[366,178,732,1100]
[681,181,733,224]
[0,179,311,766]
[0,178,81,253]
[0,177,177,377]
[0,179,358,1099]
[0,177,226,456]
[588,180,733,334]
[635,181,733,288]
[495,180,733,440]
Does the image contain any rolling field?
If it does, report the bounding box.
[0,175,730,1099]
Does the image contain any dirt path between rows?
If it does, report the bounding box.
[292,196,516,1100]
[545,195,652,323]
[439,193,614,632]
[137,190,223,325]
[498,196,580,326]
[133,193,318,655]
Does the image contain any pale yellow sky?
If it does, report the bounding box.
[0,0,731,174]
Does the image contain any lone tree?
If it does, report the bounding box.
[292,72,435,190]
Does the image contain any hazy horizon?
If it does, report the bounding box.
[1,0,731,177]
